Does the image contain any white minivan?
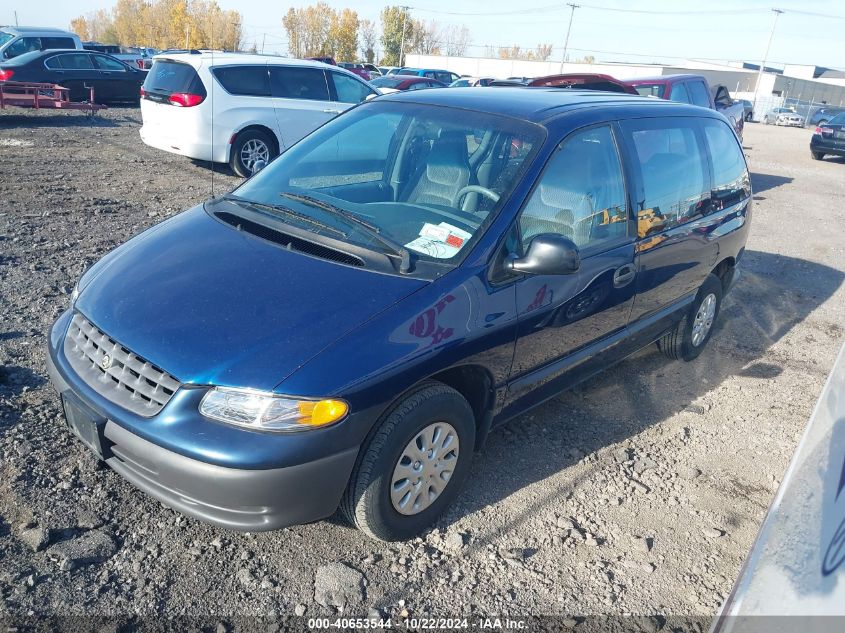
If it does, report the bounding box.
[139,52,378,176]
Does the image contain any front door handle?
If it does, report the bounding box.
[613,264,636,288]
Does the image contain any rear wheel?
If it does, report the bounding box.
[811,151,825,161]
[341,382,475,541]
[229,129,277,178]
[657,274,723,362]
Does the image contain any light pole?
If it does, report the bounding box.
[751,8,784,120]
[399,5,410,67]
[559,3,580,74]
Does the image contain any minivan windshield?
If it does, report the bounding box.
[233,101,543,272]
[0,31,14,48]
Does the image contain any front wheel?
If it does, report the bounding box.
[657,274,723,362]
[341,382,476,541]
[229,129,277,178]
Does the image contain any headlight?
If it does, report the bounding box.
[199,387,348,432]
[70,282,80,307]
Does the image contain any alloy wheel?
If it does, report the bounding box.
[691,293,717,347]
[240,139,270,174]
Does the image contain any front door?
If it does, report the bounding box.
[504,124,637,413]
[269,66,336,149]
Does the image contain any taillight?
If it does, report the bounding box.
[169,92,204,107]
[818,126,834,135]
[0,69,14,81]
[140,87,146,98]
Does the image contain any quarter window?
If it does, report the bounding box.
[213,66,271,96]
[331,72,374,103]
[702,121,750,210]
[44,55,62,69]
[622,119,709,237]
[269,66,329,101]
[41,37,76,49]
[519,125,628,251]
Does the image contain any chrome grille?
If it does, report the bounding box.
[64,313,181,417]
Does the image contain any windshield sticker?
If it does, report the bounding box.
[405,223,472,259]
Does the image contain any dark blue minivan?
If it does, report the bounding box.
[47,88,751,540]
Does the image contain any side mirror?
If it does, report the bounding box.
[507,233,580,275]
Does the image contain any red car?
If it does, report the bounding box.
[370,75,447,92]
[527,73,638,94]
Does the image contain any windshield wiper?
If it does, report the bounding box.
[279,192,413,273]
[222,194,347,238]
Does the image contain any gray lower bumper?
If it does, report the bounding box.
[103,422,357,531]
[47,347,359,532]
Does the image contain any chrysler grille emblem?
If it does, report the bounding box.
[100,354,112,370]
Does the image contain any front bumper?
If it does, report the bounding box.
[47,312,359,531]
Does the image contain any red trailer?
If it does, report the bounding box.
[0,81,106,114]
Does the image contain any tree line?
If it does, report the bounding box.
[70,0,243,51]
[69,1,560,66]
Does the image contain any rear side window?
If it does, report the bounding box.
[93,55,126,71]
[622,119,709,237]
[59,53,95,69]
[213,65,271,97]
[702,121,750,210]
[330,72,373,104]
[633,84,665,98]
[687,81,710,108]
[270,66,329,101]
[3,37,40,59]
[41,37,75,49]
[143,60,206,97]
[519,125,628,251]
[668,83,691,104]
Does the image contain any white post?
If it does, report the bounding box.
[751,8,784,120]
[559,3,579,74]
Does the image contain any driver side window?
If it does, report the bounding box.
[518,125,628,252]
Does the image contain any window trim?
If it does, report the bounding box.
[617,115,715,241]
[211,64,272,97]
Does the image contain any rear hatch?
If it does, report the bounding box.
[817,118,845,149]
[141,58,207,107]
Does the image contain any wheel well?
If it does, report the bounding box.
[428,365,494,434]
[712,257,736,292]
[233,125,280,155]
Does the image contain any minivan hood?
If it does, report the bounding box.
[73,205,427,391]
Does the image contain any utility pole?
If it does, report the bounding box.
[185,25,190,50]
[399,5,410,67]
[751,8,784,120]
[261,33,266,54]
[559,3,579,74]
[14,10,19,26]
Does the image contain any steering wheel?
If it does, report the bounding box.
[453,185,500,207]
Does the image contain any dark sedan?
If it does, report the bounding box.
[370,74,446,92]
[0,49,146,104]
[811,112,845,161]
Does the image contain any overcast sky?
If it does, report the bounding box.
[6,0,845,68]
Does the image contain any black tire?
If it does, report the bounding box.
[811,151,825,161]
[341,382,476,541]
[229,128,277,178]
[657,274,723,362]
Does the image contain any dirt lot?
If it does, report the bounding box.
[0,108,843,627]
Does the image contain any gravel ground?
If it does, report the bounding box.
[0,108,843,627]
